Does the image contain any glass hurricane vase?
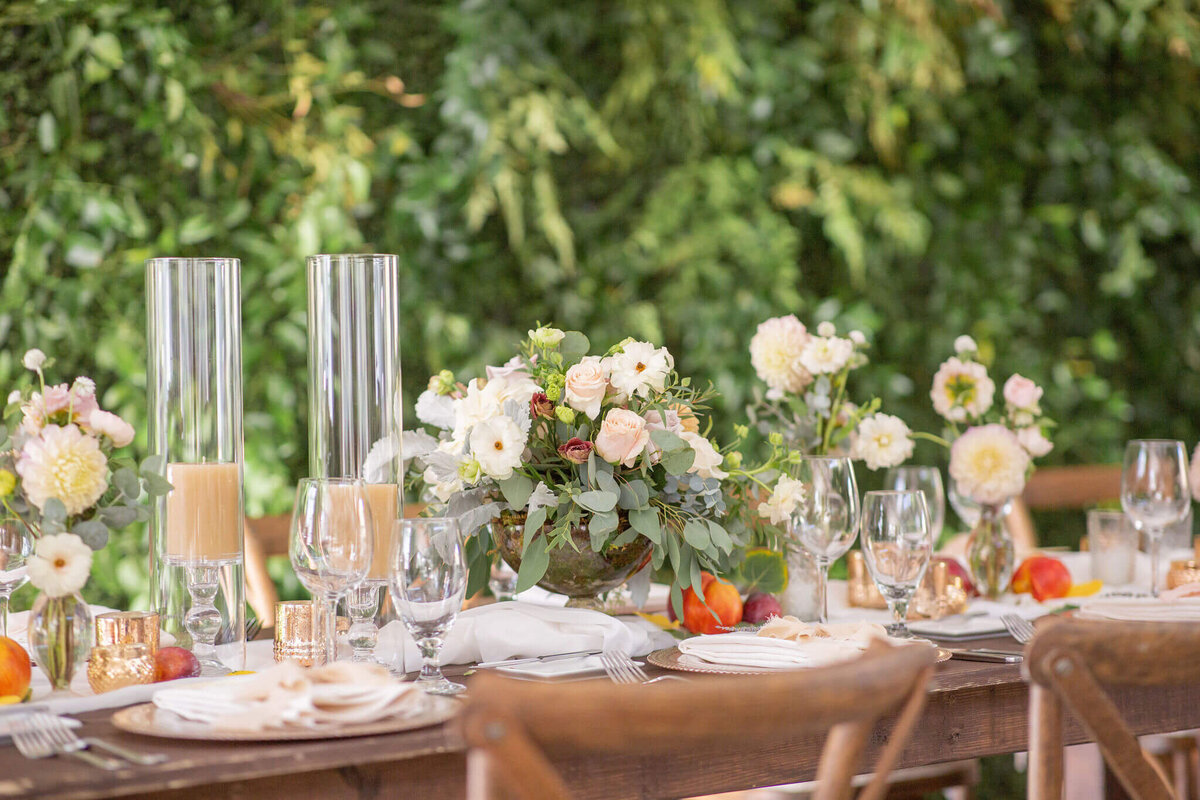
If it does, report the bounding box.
[28,592,93,691]
[964,502,1015,600]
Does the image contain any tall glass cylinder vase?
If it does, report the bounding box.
[147,257,245,675]
[307,254,401,663]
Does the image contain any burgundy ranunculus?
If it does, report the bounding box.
[530,392,554,420]
[558,437,594,464]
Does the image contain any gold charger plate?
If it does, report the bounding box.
[646,644,951,675]
[111,696,459,742]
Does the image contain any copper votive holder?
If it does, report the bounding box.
[87,643,156,694]
[1167,560,1200,591]
[847,551,887,609]
[95,611,160,655]
[847,552,969,619]
[274,601,323,666]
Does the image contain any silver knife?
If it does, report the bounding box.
[947,648,1023,663]
[476,650,601,669]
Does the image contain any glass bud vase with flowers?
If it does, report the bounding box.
[926,336,1055,599]
[27,533,94,690]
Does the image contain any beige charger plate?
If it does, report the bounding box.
[646,644,952,675]
[111,695,459,742]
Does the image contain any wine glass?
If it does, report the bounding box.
[390,517,467,696]
[1121,440,1190,597]
[884,466,945,543]
[0,523,31,639]
[290,478,374,665]
[786,455,861,623]
[860,490,933,638]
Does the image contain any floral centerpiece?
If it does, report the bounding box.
[406,327,743,611]
[2,349,170,688]
[928,336,1054,597]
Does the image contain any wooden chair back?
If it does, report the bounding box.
[1005,464,1123,550]
[1024,617,1200,800]
[459,642,937,800]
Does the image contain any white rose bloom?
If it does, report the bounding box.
[564,356,608,419]
[1016,426,1054,458]
[415,389,457,430]
[758,476,806,526]
[798,336,855,375]
[87,410,135,448]
[454,379,506,434]
[603,341,674,400]
[851,414,914,470]
[16,424,109,515]
[749,315,812,395]
[469,416,526,480]
[681,431,728,480]
[27,533,93,597]
[954,335,978,355]
[23,348,46,371]
[817,321,837,337]
[949,424,1030,505]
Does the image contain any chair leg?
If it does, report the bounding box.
[1029,685,1065,800]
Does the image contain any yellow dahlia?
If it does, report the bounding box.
[16,424,109,515]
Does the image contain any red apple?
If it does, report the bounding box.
[933,556,977,597]
[742,593,783,625]
[154,646,201,682]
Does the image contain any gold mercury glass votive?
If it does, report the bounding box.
[95,610,160,655]
[87,643,156,694]
[275,601,323,666]
[1167,560,1200,590]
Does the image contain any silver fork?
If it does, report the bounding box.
[11,714,123,770]
[1001,614,1036,644]
[600,651,685,685]
[29,713,165,765]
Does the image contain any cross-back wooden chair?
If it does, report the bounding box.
[1006,464,1123,548]
[459,642,937,800]
[1025,617,1200,800]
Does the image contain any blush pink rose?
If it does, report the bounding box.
[88,409,136,448]
[564,356,608,420]
[594,408,649,468]
[1003,374,1043,410]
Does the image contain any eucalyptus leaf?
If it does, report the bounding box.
[662,447,696,476]
[610,526,640,546]
[515,534,550,593]
[522,507,548,553]
[706,520,734,554]
[112,467,140,499]
[628,507,661,544]
[73,518,109,549]
[41,516,66,534]
[573,490,617,514]
[98,505,138,529]
[143,473,174,496]
[42,497,67,523]
[558,331,590,361]
[588,509,618,549]
[140,455,166,476]
[595,470,618,496]
[649,429,687,453]
[617,479,649,510]
[498,473,534,510]
[627,567,651,609]
[682,519,711,550]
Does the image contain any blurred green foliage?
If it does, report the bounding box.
[3,0,1200,616]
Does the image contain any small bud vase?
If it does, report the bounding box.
[965,502,1015,600]
[28,591,93,691]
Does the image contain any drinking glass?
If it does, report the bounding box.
[860,490,933,638]
[1086,510,1137,586]
[1121,440,1190,597]
[390,518,467,695]
[0,523,31,639]
[884,466,945,542]
[290,478,375,665]
[786,456,861,623]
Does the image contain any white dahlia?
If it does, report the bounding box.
[749,315,812,395]
[930,357,995,422]
[16,424,109,515]
[949,424,1030,505]
[798,336,855,376]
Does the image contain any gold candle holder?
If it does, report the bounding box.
[847,551,887,609]
[95,611,160,655]
[274,601,323,666]
[847,552,969,619]
[1167,560,1200,590]
[87,643,156,694]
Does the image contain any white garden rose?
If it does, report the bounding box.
[594,408,650,467]
[949,424,1030,505]
[27,533,93,597]
[758,476,806,526]
[16,424,109,515]
[563,356,608,419]
[1016,426,1053,457]
[87,410,135,448]
[852,414,914,470]
[603,341,673,400]
[798,336,855,375]
[930,357,995,422]
[469,416,526,480]
[681,431,728,480]
[749,315,812,395]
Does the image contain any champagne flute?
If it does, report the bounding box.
[1121,440,1190,597]
[884,466,945,543]
[861,490,933,638]
[0,523,31,639]
[390,517,467,696]
[786,455,860,623]
[289,478,374,665]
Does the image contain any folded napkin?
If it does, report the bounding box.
[678,617,893,671]
[1075,597,1200,622]
[375,601,668,672]
[153,661,429,732]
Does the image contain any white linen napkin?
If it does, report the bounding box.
[375,601,667,672]
[678,632,876,670]
[153,661,429,732]
[1075,597,1200,622]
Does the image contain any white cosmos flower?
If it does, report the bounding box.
[798,336,854,375]
[27,533,93,597]
[749,315,812,395]
[758,476,806,526]
[603,341,674,400]
[851,414,914,470]
[469,416,526,480]
[16,424,109,515]
[949,424,1030,505]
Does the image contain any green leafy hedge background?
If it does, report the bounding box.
[3,1,1200,616]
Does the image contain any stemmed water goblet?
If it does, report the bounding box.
[0,523,31,639]
[289,478,374,665]
[1121,440,1190,597]
[860,490,933,638]
[884,466,945,543]
[786,455,861,624]
[390,517,467,696]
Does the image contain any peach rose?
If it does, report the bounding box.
[595,409,649,467]
[564,356,608,420]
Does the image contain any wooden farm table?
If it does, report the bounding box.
[5,636,1200,800]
